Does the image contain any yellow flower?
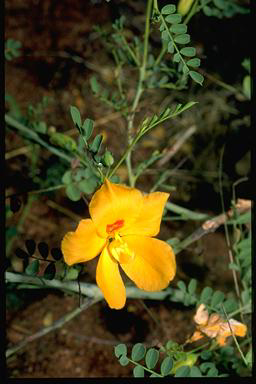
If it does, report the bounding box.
[177,0,195,16]
[61,179,176,309]
[186,304,247,346]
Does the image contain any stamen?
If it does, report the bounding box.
[108,238,135,264]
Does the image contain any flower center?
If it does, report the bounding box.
[106,219,124,234]
[108,234,134,264]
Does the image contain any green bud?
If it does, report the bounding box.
[171,353,198,374]
[103,150,114,167]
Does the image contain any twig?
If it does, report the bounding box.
[5,145,31,160]
[221,304,248,367]
[5,114,73,163]
[174,198,251,254]
[46,200,82,222]
[197,68,245,98]
[156,125,196,167]
[6,297,100,358]
[5,184,65,199]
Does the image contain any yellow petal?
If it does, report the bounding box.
[89,179,143,237]
[96,246,126,309]
[122,192,169,237]
[187,330,204,343]
[229,319,247,337]
[120,236,176,291]
[61,219,106,266]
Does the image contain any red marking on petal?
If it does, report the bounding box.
[106,219,124,234]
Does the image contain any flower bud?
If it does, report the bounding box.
[103,150,114,167]
[177,0,195,16]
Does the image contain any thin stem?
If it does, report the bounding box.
[108,130,143,179]
[46,200,82,222]
[183,0,200,25]
[125,0,153,186]
[6,184,65,199]
[218,147,243,317]
[154,43,167,66]
[5,114,72,164]
[198,68,244,97]
[5,272,179,301]
[120,34,140,67]
[221,304,248,367]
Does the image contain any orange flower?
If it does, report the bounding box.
[61,179,176,309]
[186,304,247,346]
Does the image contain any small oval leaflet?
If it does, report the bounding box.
[44,262,56,280]
[161,4,176,14]
[200,286,213,303]
[51,248,63,261]
[174,34,190,44]
[133,365,144,377]
[70,105,82,128]
[131,343,146,362]
[173,53,181,63]
[189,71,204,85]
[165,14,182,24]
[62,170,73,185]
[167,41,174,53]
[161,30,169,41]
[119,355,129,366]
[25,239,36,256]
[145,348,159,370]
[187,58,201,67]
[90,134,103,154]
[174,365,191,377]
[190,366,202,377]
[188,279,197,295]
[38,241,49,259]
[15,248,29,259]
[180,47,196,57]
[25,259,39,276]
[66,184,81,201]
[161,356,173,376]
[114,343,127,358]
[82,118,94,140]
[177,280,186,292]
[170,24,187,34]
[210,290,225,307]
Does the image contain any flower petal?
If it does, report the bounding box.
[96,246,126,309]
[122,192,169,237]
[61,219,106,266]
[120,236,176,291]
[89,179,143,237]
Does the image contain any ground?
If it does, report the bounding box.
[5,0,250,378]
